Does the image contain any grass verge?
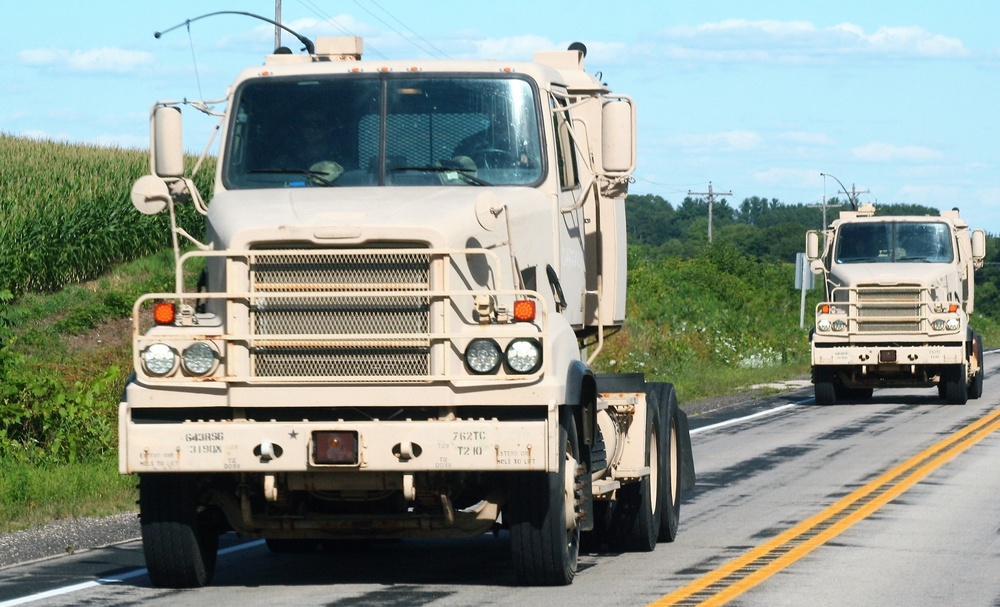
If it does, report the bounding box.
[0,456,136,534]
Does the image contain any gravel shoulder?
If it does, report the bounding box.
[0,379,813,570]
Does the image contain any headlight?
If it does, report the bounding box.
[465,339,502,374]
[142,343,177,376]
[182,342,217,375]
[831,320,847,332]
[932,319,946,331]
[945,318,961,331]
[817,319,831,332]
[505,338,542,374]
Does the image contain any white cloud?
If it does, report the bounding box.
[658,20,970,64]
[473,35,556,60]
[852,142,943,162]
[777,131,834,146]
[669,130,762,151]
[18,47,154,74]
[753,167,823,188]
[896,184,960,204]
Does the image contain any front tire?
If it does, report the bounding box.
[509,409,581,585]
[814,368,837,406]
[140,474,219,588]
[969,335,984,400]
[944,364,969,405]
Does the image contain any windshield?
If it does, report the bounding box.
[222,74,543,189]
[835,221,954,264]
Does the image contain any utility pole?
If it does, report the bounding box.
[275,0,282,51]
[809,173,841,230]
[688,181,732,243]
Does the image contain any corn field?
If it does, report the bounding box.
[0,134,210,296]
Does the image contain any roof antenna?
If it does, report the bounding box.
[155,11,315,55]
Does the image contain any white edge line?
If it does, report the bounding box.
[690,401,806,435]
[0,540,266,607]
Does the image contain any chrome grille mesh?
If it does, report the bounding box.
[855,287,922,333]
[250,252,431,377]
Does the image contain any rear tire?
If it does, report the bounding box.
[609,388,662,552]
[140,474,219,588]
[658,385,681,543]
[509,409,581,585]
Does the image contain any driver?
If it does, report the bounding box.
[274,108,345,182]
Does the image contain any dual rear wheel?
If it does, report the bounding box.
[509,383,682,585]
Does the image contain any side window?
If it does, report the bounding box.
[551,96,579,189]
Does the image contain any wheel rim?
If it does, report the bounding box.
[649,423,659,509]
[564,444,579,534]
[670,420,679,505]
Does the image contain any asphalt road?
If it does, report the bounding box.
[3,355,999,607]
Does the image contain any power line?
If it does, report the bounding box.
[355,0,451,59]
[296,0,388,59]
[688,181,732,243]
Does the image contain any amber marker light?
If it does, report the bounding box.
[949,303,960,313]
[153,302,176,325]
[820,304,831,314]
[513,299,536,322]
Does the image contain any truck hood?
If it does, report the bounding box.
[829,262,960,299]
[206,186,545,250]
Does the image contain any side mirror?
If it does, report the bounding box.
[130,175,170,215]
[972,229,987,261]
[153,105,184,178]
[601,99,634,173]
[805,231,821,261]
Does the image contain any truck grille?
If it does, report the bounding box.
[855,287,922,333]
[249,251,431,377]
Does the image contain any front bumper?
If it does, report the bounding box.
[119,402,553,475]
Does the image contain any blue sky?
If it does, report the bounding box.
[5,1,1000,234]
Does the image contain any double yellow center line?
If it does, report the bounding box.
[652,405,1000,607]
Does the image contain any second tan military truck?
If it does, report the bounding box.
[806,203,987,405]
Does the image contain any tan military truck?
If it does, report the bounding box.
[806,203,987,405]
[122,34,695,588]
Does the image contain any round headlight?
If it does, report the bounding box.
[817,319,831,332]
[182,342,217,375]
[143,343,177,376]
[832,320,847,332]
[505,338,542,374]
[465,339,502,374]
[945,318,961,331]
[932,319,946,331]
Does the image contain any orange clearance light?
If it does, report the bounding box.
[153,302,176,325]
[820,304,830,314]
[949,303,959,313]
[513,299,536,322]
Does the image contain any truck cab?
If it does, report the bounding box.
[123,35,694,588]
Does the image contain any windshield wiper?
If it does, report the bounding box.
[390,165,491,186]
[246,168,337,186]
